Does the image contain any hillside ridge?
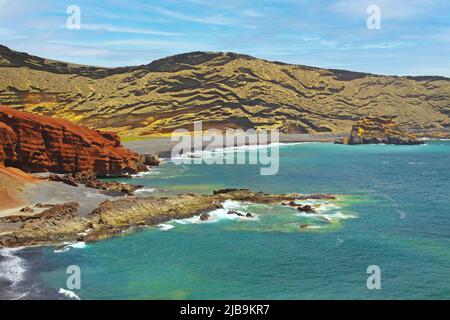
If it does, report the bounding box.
[1,44,449,137]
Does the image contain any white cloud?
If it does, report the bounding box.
[330,0,441,19]
[81,24,183,36]
[148,5,236,26]
[241,9,266,18]
[0,0,50,19]
[362,42,406,49]
[101,39,211,51]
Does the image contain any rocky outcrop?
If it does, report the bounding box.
[227,210,244,217]
[296,205,316,213]
[200,213,210,221]
[282,201,317,213]
[143,154,160,166]
[0,106,147,176]
[0,189,337,248]
[335,117,424,145]
[0,202,90,247]
[48,171,143,195]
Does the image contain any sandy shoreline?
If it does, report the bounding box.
[0,180,122,219]
[123,133,340,157]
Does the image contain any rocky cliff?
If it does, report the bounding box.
[1,45,449,137]
[336,117,424,145]
[0,105,146,176]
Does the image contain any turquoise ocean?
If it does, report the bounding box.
[1,141,449,299]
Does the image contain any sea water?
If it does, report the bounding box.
[1,141,449,299]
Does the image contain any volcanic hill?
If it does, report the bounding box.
[1,44,449,137]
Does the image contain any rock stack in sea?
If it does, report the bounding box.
[335,117,424,145]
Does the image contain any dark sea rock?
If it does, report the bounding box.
[297,205,316,213]
[200,213,210,221]
[227,210,244,217]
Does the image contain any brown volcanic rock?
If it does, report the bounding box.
[49,171,143,195]
[0,202,90,247]
[336,117,425,145]
[0,105,146,176]
[0,121,17,163]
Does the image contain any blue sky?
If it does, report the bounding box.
[1,0,450,76]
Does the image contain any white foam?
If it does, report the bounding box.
[315,203,340,213]
[0,248,27,289]
[290,200,340,213]
[297,210,355,222]
[421,138,450,141]
[212,142,306,154]
[170,200,256,226]
[68,242,87,249]
[59,288,81,300]
[132,168,161,177]
[170,142,307,162]
[54,247,70,253]
[157,223,175,231]
[306,225,324,229]
[222,199,249,211]
[54,242,87,253]
[326,211,356,220]
[135,187,156,194]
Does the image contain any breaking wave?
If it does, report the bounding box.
[59,288,81,300]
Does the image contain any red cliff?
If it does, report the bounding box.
[0,106,146,176]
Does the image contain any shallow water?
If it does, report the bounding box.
[2,141,450,299]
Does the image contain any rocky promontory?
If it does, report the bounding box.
[335,117,424,145]
[0,189,337,248]
[0,105,148,176]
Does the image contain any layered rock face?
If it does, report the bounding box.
[336,117,424,145]
[0,121,16,163]
[1,45,450,137]
[0,105,146,176]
